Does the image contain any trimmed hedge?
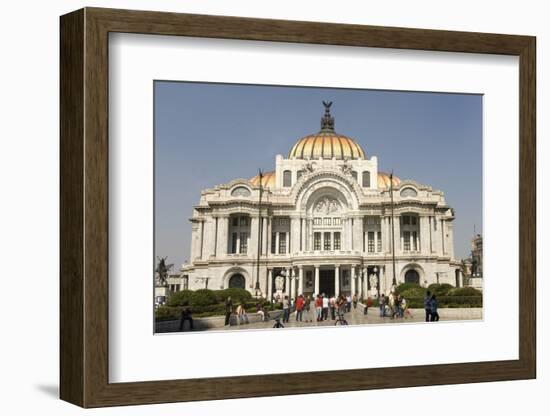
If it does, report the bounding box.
[167,289,194,307]
[395,283,422,293]
[449,287,482,296]
[427,283,454,296]
[214,288,252,304]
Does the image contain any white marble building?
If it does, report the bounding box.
[175,103,462,300]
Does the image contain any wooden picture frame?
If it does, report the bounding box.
[60,7,536,408]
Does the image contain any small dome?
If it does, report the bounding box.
[249,171,276,188]
[288,102,365,160]
[377,172,401,189]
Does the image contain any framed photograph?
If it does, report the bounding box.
[60,7,536,408]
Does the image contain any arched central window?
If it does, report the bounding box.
[311,196,344,251]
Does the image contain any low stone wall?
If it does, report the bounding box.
[357,303,482,319]
[156,310,283,333]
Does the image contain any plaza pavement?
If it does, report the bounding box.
[221,306,458,331]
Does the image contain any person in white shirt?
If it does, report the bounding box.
[322,294,329,320]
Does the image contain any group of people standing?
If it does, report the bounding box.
[378,292,410,319]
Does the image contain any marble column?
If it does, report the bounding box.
[298,266,304,295]
[420,215,430,255]
[291,217,300,255]
[290,269,296,299]
[286,231,290,255]
[215,216,228,258]
[335,265,340,297]
[314,265,320,295]
[353,216,363,252]
[262,217,268,255]
[285,268,291,297]
[351,266,356,295]
[267,268,273,301]
[358,269,363,299]
[379,266,386,295]
[275,232,280,255]
[250,216,259,257]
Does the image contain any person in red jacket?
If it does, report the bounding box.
[295,294,305,322]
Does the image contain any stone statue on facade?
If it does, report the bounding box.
[369,273,378,298]
[340,161,352,176]
[274,274,285,292]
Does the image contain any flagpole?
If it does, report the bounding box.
[390,171,397,286]
[255,169,263,296]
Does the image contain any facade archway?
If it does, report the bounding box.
[228,273,246,289]
[404,269,420,284]
[400,263,425,285]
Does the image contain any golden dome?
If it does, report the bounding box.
[288,101,365,160]
[289,133,365,160]
[249,171,276,188]
[377,172,401,189]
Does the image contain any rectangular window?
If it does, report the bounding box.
[333,218,341,225]
[314,232,321,250]
[271,232,277,254]
[240,216,248,226]
[412,231,418,251]
[433,217,437,230]
[279,232,287,254]
[411,216,417,225]
[324,232,332,250]
[314,218,322,225]
[334,232,341,250]
[403,215,410,225]
[377,231,382,252]
[368,231,375,253]
[231,232,238,253]
[324,217,331,226]
[404,231,411,251]
[232,217,239,226]
[240,232,248,253]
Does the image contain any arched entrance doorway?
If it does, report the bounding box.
[404,269,420,284]
[228,274,245,289]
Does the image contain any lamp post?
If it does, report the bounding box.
[390,171,397,286]
[255,169,263,298]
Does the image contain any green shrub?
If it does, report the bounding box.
[215,288,253,304]
[167,289,194,307]
[190,289,219,307]
[449,287,482,297]
[427,283,454,296]
[399,287,426,298]
[396,282,422,294]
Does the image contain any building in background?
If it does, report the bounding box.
[175,103,463,300]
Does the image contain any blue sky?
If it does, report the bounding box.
[155,81,482,270]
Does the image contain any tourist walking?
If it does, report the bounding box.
[256,302,267,322]
[305,295,312,322]
[430,294,440,322]
[315,294,323,321]
[352,293,358,309]
[396,295,404,318]
[346,294,352,312]
[236,303,248,325]
[379,294,386,317]
[178,307,194,331]
[424,290,432,322]
[282,295,290,323]
[224,296,233,326]
[322,293,329,320]
[295,294,305,322]
[329,296,336,320]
